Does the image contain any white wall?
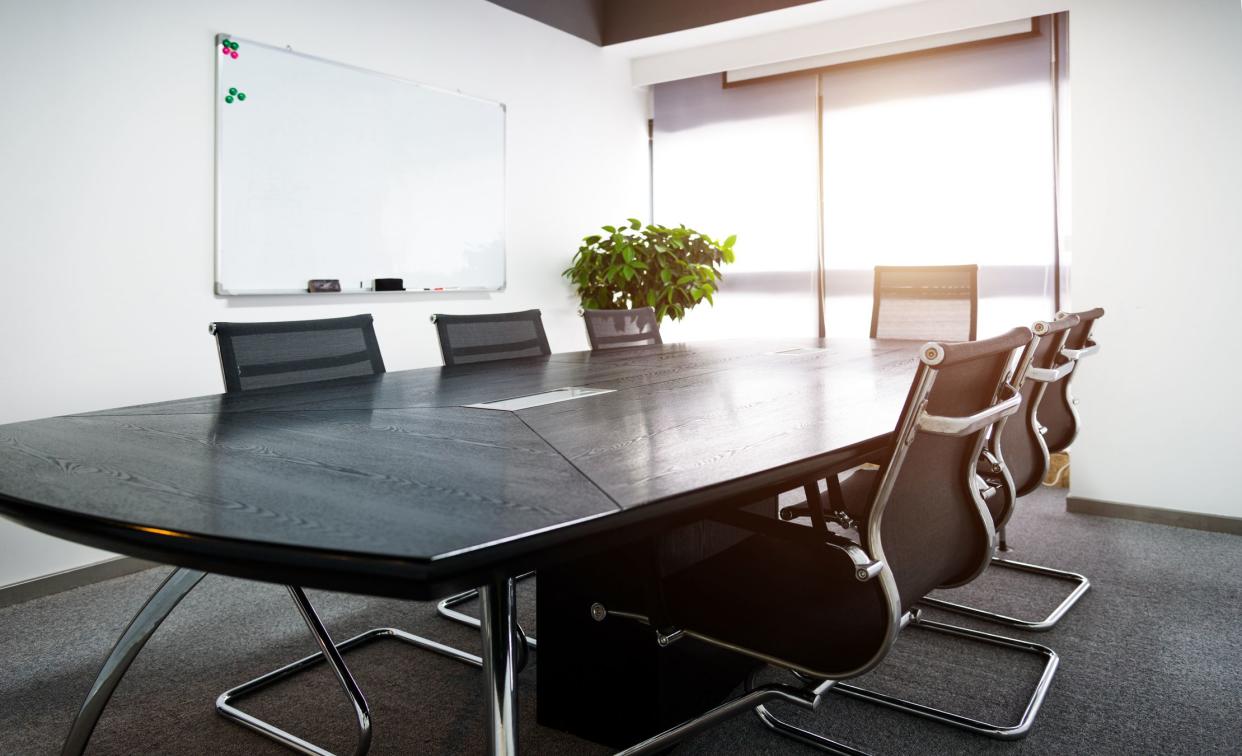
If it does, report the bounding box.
[1069,0,1242,518]
[0,0,649,587]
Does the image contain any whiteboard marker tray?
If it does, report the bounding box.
[465,387,615,411]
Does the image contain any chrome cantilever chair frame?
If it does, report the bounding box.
[921,318,1090,632]
[597,335,1058,753]
[201,317,487,755]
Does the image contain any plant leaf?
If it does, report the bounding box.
[628,217,642,230]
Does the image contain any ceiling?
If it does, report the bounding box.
[484,0,823,47]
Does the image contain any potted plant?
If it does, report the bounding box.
[563,219,736,321]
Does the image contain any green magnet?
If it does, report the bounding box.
[237,92,246,101]
[228,87,238,95]
[225,95,234,103]
[229,41,239,50]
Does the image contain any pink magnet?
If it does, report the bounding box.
[222,46,230,54]
[230,51,239,59]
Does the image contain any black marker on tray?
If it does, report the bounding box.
[308,279,341,293]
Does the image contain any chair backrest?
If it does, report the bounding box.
[993,315,1079,501]
[1041,307,1105,452]
[431,309,551,366]
[1060,307,1105,352]
[209,314,385,393]
[870,264,978,342]
[582,307,662,351]
[865,326,1030,613]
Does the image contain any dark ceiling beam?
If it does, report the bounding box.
[486,0,605,46]
[600,0,821,45]
[486,0,822,47]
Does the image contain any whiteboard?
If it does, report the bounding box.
[215,35,506,295]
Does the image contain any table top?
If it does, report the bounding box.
[0,338,920,598]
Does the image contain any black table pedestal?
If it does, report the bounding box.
[536,514,772,750]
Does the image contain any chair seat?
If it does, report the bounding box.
[661,529,889,678]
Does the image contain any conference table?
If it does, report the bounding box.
[0,337,921,754]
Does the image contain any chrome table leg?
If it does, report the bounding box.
[62,567,207,756]
[436,571,537,649]
[479,576,519,756]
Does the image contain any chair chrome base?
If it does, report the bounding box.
[436,571,537,649]
[615,672,869,756]
[829,616,1058,740]
[920,556,1090,632]
[217,588,483,756]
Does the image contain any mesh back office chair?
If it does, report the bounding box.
[431,309,551,366]
[432,310,549,645]
[922,316,1091,631]
[594,328,1057,754]
[779,264,980,525]
[206,315,481,755]
[210,314,386,392]
[1042,307,1106,453]
[871,264,978,342]
[582,307,662,350]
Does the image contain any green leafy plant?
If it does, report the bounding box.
[563,219,736,321]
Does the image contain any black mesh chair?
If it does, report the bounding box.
[431,309,551,366]
[431,311,547,646]
[581,307,662,350]
[1042,307,1106,453]
[210,314,386,392]
[594,328,1058,754]
[922,316,1091,631]
[207,315,482,755]
[778,265,978,526]
[871,264,978,342]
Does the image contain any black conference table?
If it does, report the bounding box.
[0,337,922,754]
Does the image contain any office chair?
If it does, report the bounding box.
[591,328,1058,754]
[1041,307,1106,453]
[209,315,482,755]
[430,309,551,366]
[778,265,979,526]
[431,310,548,646]
[581,306,662,350]
[921,315,1091,631]
[209,314,386,392]
[871,264,978,342]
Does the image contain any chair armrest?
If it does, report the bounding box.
[917,383,1021,437]
[1026,361,1075,383]
[711,509,883,582]
[1061,340,1100,361]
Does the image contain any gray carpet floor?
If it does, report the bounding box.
[1,487,1239,755]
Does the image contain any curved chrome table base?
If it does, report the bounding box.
[437,571,537,649]
[830,617,1059,740]
[920,556,1090,632]
[61,567,207,756]
[63,569,526,756]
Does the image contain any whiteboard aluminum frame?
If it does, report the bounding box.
[213,33,507,296]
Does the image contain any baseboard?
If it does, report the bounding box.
[1067,495,1242,536]
[0,556,159,609]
